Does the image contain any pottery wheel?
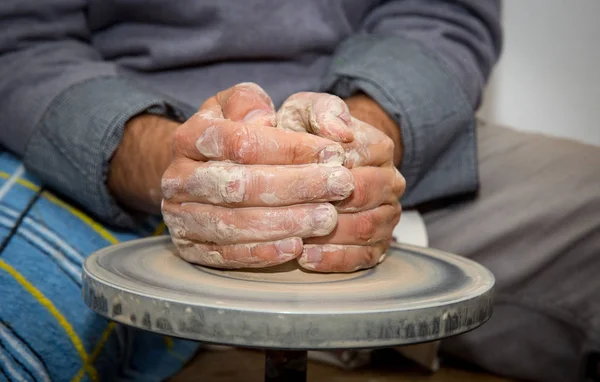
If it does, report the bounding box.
[82,236,495,350]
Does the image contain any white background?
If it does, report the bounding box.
[478,0,600,146]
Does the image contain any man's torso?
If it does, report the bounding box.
[87,0,379,106]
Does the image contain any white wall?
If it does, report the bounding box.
[478,0,600,146]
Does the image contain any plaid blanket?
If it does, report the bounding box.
[0,150,199,382]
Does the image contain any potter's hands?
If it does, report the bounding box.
[161,83,355,269]
[277,92,405,273]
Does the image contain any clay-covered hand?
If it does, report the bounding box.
[277,92,406,272]
[162,83,355,269]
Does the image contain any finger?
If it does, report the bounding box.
[333,167,405,212]
[218,82,277,125]
[173,116,345,165]
[341,117,395,168]
[162,160,354,206]
[172,236,302,269]
[277,92,354,143]
[304,204,401,245]
[297,242,390,273]
[199,82,276,126]
[162,201,338,244]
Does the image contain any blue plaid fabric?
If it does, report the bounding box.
[0,150,199,382]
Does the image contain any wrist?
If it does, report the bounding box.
[108,114,179,214]
[345,94,403,166]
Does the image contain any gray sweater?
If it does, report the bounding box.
[0,0,501,227]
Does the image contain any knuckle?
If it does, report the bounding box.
[235,82,263,95]
[233,83,274,112]
[337,249,351,271]
[286,142,301,164]
[344,246,376,272]
[329,93,344,103]
[171,236,192,250]
[396,171,407,195]
[364,245,379,266]
[382,136,395,159]
[161,169,181,200]
[215,245,239,265]
[162,209,187,239]
[279,210,300,232]
[351,175,369,208]
[194,245,231,268]
[316,93,341,107]
[390,168,406,196]
[212,210,235,243]
[216,87,233,106]
[172,126,188,154]
[315,94,348,123]
[354,211,376,242]
[173,240,234,269]
[160,200,175,217]
[195,124,224,159]
[272,140,296,164]
[390,203,402,225]
[394,202,402,216]
[369,246,385,267]
[221,164,248,204]
[247,244,264,259]
[227,86,248,105]
[227,125,257,163]
[227,127,247,162]
[285,92,310,104]
[248,243,277,263]
[194,108,219,121]
[328,94,349,115]
[171,238,198,262]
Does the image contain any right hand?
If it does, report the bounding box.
[161,83,355,269]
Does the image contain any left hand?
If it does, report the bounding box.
[277,92,406,272]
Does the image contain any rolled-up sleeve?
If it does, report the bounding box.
[322,0,502,207]
[0,2,194,227]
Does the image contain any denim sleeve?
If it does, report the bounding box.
[0,2,195,227]
[322,0,502,207]
[24,77,194,228]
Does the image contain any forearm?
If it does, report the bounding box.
[0,2,194,226]
[345,94,403,167]
[108,114,179,214]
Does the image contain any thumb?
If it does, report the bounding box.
[277,92,354,143]
[216,82,277,126]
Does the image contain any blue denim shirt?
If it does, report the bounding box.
[0,0,501,227]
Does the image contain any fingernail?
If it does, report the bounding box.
[243,109,271,124]
[303,247,323,263]
[326,168,354,197]
[312,204,337,235]
[318,145,344,166]
[276,238,299,255]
